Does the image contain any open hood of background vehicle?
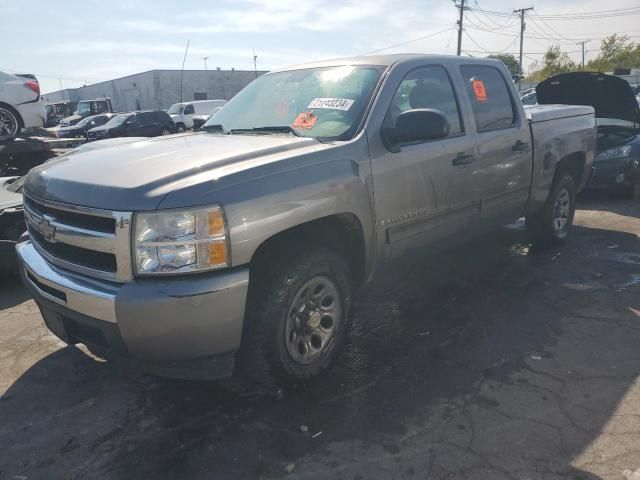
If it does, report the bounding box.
[536,72,640,124]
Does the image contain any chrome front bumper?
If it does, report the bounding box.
[17,240,251,378]
[17,241,118,322]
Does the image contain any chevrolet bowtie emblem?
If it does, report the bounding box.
[36,219,56,242]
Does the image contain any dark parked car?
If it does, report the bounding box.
[537,72,640,197]
[56,113,116,138]
[0,175,25,273]
[86,110,175,141]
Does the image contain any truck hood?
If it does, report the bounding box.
[537,72,640,124]
[24,132,330,210]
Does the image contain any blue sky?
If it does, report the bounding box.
[2,0,639,93]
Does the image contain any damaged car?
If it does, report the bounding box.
[0,175,25,273]
[537,72,640,197]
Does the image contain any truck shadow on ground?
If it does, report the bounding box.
[1,218,639,479]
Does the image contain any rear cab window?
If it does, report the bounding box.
[459,65,518,132]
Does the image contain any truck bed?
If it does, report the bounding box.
[524,104,594,123]
[525,104,596,214]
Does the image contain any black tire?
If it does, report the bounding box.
[526,173,576,247]
[237,245,353,388]
[176,123,185,133]
[160,127,172,136]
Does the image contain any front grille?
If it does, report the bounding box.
[30,228,117,273]
[24,193,133,282]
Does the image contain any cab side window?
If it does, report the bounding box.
[386,66,463,137]
[183,104,195,115]
[459,65,516,132]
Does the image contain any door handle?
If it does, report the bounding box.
[452,153,475,166]
[512,140,530,153]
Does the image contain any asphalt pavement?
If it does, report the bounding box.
[0,194,639,480]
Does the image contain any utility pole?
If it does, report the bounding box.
[455,0,466,56]
[577,40,590,69]
[514,7,534,83]
[203,56,208,70]
[253,48,258,78]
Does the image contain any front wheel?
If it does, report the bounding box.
[160,127,172,136]
[526,173,576,247]
[176,123,185,133]
[238,246,353,387]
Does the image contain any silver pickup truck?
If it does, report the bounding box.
[16,55,596,386]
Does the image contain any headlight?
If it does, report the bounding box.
[595,145,632,161]
[134,206,229,275]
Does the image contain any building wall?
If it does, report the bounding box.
[42,69,266,112]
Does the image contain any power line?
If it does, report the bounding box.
[359,26,456,56]
[468,6,640,20]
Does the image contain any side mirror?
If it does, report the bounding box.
[382,109,450,152]
[90,121,96,126]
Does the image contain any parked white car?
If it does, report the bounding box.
[167,99,227,132]
[0,71,46,138]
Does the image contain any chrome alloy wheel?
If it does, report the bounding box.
[284,275,342,365]
[0,107,19,137]
[553,188,571,237]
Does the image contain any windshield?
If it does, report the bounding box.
[167,104,184,114]
[75,116,95,127]
[75,101,91,116]
[104,113,131,126]
[203,65,383,140]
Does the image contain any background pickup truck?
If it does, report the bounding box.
[16,54,596,387]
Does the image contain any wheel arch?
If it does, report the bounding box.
[249,213,367,288]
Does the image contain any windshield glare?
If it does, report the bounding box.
[203,65,383,139]
[167,104,184,114]
[105,114,130,126]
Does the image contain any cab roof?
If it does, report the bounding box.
[269,54,505,73]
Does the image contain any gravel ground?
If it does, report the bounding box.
[0,194,639,480]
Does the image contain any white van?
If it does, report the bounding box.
[167,99,227,132]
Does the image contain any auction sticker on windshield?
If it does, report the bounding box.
[292,112,317,129]
[308,98,355,111]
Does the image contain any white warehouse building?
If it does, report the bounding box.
[42,69,267,112]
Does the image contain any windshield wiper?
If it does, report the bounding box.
[201,124,227,133]
[229,126,301,137]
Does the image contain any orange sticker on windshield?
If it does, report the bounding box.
[292,112,317,129]
[472,79,487,102]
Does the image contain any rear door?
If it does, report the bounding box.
[458,65,532,226]
[371,64,482,260]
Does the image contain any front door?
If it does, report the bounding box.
[370,64,482,260]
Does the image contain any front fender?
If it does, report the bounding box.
[158,137,377,281]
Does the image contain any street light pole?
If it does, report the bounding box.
[203,57,208,71]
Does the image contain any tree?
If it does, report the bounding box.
[587,35,640,72]
[526,45,577,82]
[487,54,520,76]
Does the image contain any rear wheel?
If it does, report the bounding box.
[160,127,172,135]
[526,173,576,247]
[0,105,21,137]
[237,246,353,388]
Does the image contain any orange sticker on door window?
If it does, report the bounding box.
[292,111,317,129]
[472,79,488,102]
